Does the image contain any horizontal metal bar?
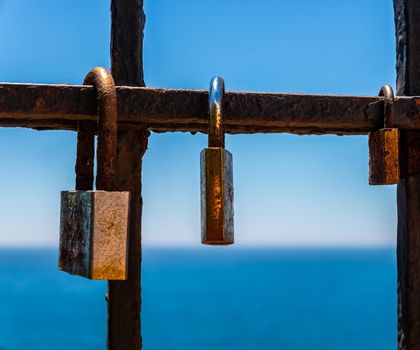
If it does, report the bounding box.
[0,83,420,134]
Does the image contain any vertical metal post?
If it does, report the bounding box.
[107,1,148,349]
[75,122,95,191]
[394,1,420,349]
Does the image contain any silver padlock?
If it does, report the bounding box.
[59,67,130,280]
[200,76,234,245]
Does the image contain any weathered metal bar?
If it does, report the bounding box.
[2,83,420,134]
[107,1,146,350]
[395,1,420,349]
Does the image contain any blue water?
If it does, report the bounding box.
[0,248,396,350]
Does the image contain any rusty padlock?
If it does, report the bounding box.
[59,67,130,280]
[200,76,234,245]
[368,85,400,185]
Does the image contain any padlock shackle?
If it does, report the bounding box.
[379,85,395,129]
[208,77,225,148]
[83,67,118,191]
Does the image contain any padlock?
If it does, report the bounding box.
[368,85,400,185]
[200,76,234,245]
[59,67,130,280]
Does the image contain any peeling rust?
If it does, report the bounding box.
[2,83,420,134]
[394,1,420,349]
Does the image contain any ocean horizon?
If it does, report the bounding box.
[0,247,397,350]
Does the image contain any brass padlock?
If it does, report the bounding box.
[200,76,234,245]
[368,85,400,185]
[59,67,130,280]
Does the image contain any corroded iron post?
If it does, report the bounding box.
[394,1,420,349]
[107,1,148,349]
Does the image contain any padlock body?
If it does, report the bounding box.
[59,190,130,280]
[200,147,234,245]
[368,128,400,185]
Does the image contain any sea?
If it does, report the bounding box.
[0,248,396,350]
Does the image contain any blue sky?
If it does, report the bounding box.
[0,0,397,247]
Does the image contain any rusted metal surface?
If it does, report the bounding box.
[59,67,130,281]
[59,191,130,280]
[59,191,92,277]
[394,0,420,349]
[3,83,420,134]
[83,68,118,191]
[107,1,146,349]
[396,131,420,350]
[368,85,400,185]
[369,128,400,184]
[108,129,146,349]
[201,149,234,245]
[201,77,234,245]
